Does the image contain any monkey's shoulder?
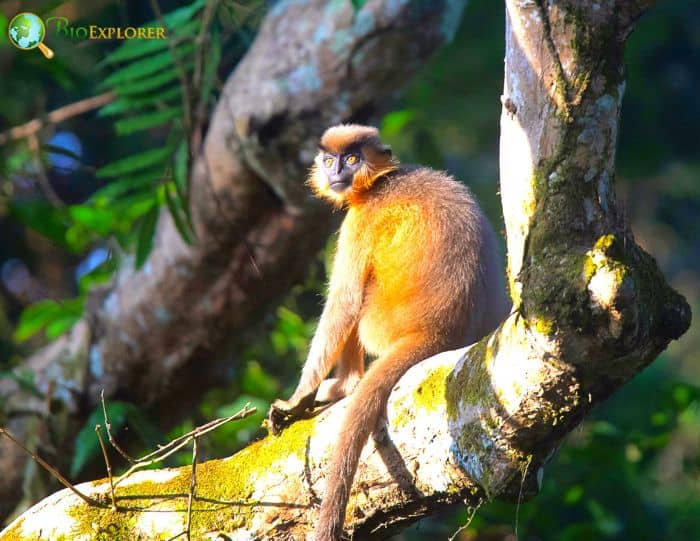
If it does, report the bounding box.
[341,166,484,247]
[371,165,479,210]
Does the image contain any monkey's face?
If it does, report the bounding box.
[308,124,398,207]
[320,150,363,193]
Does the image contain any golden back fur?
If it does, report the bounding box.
[296,124,510,541]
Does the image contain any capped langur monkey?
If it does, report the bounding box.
[268,124,510,541]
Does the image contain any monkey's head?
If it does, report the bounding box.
[309,124,398,207]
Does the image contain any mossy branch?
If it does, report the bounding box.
[0,1,691,540]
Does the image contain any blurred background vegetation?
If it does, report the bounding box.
[0,0,698,539]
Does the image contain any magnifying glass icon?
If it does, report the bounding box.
[8,12,55,59]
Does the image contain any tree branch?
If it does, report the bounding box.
[0,92,115,145]
[0,352,481,540]
[0,0,466,522]
[2,1,690,539]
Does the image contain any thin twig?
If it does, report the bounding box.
[0,92,115,145]
[448,502,482,541]
[95,424,117,510]
[113,435,194,488]
[186,436,199,541]
[136,403,256,463]
[101,389,136,464]
[514,455,532,540]
[27,133,64,207]
[191,0,220,154]
[112,404,256,488]
[0,427,101,506]
[148,0,193,140]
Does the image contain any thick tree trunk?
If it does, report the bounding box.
[0,0,466,522]
[0,0,691,539]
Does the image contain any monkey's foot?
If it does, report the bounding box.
[267,392,316,435]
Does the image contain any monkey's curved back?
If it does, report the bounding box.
[352,166,508,355]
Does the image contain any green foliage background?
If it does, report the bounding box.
[0,1,698,539]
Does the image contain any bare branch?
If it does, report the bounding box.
[95,424,117,510]
[0,428,100,507]
[0,92,115,145]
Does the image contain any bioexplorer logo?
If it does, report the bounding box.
[8,12,54,58]
[7,12,167,60]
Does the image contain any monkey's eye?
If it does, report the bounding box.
[324,156,334,168]
[345,154,358,165]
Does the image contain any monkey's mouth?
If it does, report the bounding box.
[329,181,350,192]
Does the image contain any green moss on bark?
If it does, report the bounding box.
[32,416,318,540]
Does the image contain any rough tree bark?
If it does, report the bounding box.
[1,0,692,540]
[0,0,466,523]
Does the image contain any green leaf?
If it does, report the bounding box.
[71,401,130,478]
[159,0,207,27]
[5,146,32,175]
[101,19,201,65]
[65,223,96,253]
[241,361,278,400]
[113,66,190,96]
[351,0,367,11]
[215,394,268,444]
[114,107,182,135]
[10,201,68,246]
[78,257,117,294]
[45,314,80,339]
[122,404,162,451]
[199,28,222,105]
[135,205,159,268]
[277,306,306,337]
[69,205,117,235]
[564,485,584,505]
[113,192,158,222]
[98,87,182,117]
[96,147,173,178]
[381,109,416,137]
[164,183,193,244]
[270,306,311,356]
[0,14,8,47]
[173,139,189,193]
[14,298,84,342]
[90,169,164,203]
[14,300,62,342]
[651,411,669,426]
[99,44,196,90]
[587,499,622,536]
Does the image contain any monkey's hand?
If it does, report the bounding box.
[267,391,316,435]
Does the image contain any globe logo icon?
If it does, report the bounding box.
[8,12,55,59]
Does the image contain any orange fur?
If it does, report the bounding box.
[319,124,380,153]
[269,125,510,541]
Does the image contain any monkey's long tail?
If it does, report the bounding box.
[313,339,435,541]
